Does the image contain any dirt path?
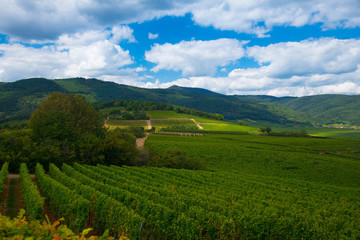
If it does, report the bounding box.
[136,132,150,149]
[136,120,152,149]
[3,174,24,219]
[146,119,152,130]
[190,119,204,129]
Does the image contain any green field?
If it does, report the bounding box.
[147,110,223,123]
[146,134,360,187]
[151,119,199,132]
[246,120,360,140]
[2,130,360,239]
[106,119,148,129]
[202,123,258,133]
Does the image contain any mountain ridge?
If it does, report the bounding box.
[1,77,359,126]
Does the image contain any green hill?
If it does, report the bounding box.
[1,77,360,126]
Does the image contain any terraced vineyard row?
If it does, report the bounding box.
[30,162,360,239]
[1,159,359,239]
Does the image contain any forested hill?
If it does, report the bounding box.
[1,77,360,126]
[236,94,360,125]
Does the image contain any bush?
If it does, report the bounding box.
[268,130,309,137]
[259,126,272,134]
[0,209,116,239]
[147,148,206,170]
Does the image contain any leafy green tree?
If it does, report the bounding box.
[101,129,139,166]
[29,92,104,142]
[259,126,272,134]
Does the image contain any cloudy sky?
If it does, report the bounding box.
[1,0,360,96]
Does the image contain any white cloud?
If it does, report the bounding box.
[145,38,246,76]
[191,0,360,36]
[148,33,159,40]
[2,0,360,40]
[247,38,360,78]
[139,38,360,96]
[0,0,195,41]
[0,27,134,82]
[111,26,136,43]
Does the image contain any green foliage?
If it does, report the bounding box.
[59,163,360,239]
[66,163,195,239]
[101,129,139,166]
[29,92,104,142]
[3,78,360,126]
[19,163,44,220]
[35,163,89,232]
[0,92,141,172]
[259,126,272,133]
[147,148,206,170]
[52,163,144,238]
[268,129,309,137]
[0,209,115,240]
[0,129,54,173]
[0,162,8,199]
[96,99,224,121]
[146,134,360,187]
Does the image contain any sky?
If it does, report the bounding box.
[1,0,360,97]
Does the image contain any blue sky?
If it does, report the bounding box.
[0,0,360,96]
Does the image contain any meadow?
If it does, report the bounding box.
[105,119,148,129]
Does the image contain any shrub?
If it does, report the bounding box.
[147,148,206,170]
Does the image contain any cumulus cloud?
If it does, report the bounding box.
[0,27,134,82]
[148,33,159,40]
[140,38,360,96]
[247,38,360,78]
[0,0,195,41]
[191,0,360,36]
[145,38,246,76]
[2,0,360,40]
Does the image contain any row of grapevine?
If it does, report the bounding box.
[48,163,144,239]
[61,163,198,239]
[35,163,89,232]
[19,163,44,220]
[0,162,8,200]
[87,163,360,239]
[84,164,235,226]
[73,163,295,239]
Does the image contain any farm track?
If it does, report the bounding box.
[136,120,152,149]
[136,118,206,148]
[3,174,24,219]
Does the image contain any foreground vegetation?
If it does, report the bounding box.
[0,209,113,240]
[1,91,360,239]
[1,157,359,239]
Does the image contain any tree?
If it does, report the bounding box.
[27,92,107,167]
[29,92,104,142]
[259,126,272,134]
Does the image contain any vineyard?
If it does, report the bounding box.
[1,116,360,239]
[1,132,360,239]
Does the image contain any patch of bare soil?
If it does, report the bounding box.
[136,132,150,149]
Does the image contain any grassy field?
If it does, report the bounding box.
[147,110,224,123]
[151,119,199,132]
[202,123,258,133]
[246,120,360,140]
[105,119,148,129]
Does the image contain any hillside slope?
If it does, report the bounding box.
[1,78,360,125]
